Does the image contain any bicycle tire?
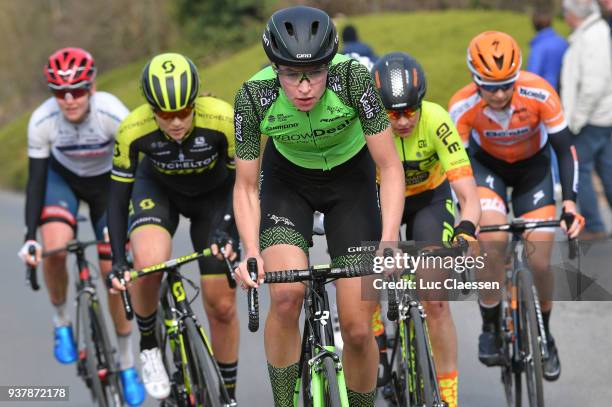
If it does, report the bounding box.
[390,320,409,407]
[156,304,184,406]
[183,317,224,407]
[409,305,438,407]
[78,296,108,406]
[300,349,312,406]
[517,271,544,407]
[322,357,342,407]
[500,299,520,407]
[91,301,124,406]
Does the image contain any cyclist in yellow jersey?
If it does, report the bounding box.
[372,52,481,407]
[107,53,240,401]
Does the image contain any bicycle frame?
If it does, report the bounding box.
[245,260,375,407]
[40,239,123,406]
[299,274,349,406]
[387,273,444,407]
[159,268,226,402]
[123,249,235,407]
[502,236,549,370]
[479,218,577,407]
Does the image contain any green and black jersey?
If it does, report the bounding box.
[109,96,235,265]
[234,54,389,170]
[111,96,235,196]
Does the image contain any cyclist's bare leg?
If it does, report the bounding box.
[130,226,172,317]
[100,258,132,335]
[40,222,73,307]
[422,300,457,373]
[200,276,239,363]
[524,231,554,312]
[336,277,378,393]
[476,188,508,306]
[262,244,307,367]
[521,206,556,313]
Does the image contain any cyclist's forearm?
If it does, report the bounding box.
[233,182,260,256]
[107,180,132,265]
[378,164,404,241]
[451,177,481,226]
[549,127,578,202]
[24,158,48,241]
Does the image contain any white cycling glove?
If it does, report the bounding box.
[18,240,42,266]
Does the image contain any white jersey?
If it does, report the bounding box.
[27,91,129,177]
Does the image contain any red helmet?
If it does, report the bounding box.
[45,47,96,89]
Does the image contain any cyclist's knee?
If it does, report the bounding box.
[44,252,68,270]
[270,290,302,322]
[206,299,237,325]
[529,257,551,274]
[340,319,372,350]
[422,301,450,321]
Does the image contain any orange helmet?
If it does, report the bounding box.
[467,31,521,84]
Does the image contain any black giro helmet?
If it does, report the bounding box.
[262,6,338,67]
[372,52,427,110]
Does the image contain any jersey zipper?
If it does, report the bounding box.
[176,140,185,161]
[306,112,328,169]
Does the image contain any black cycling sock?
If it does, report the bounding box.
[479,301,500,329]
[267,362,299,407]
[218,360,238,399]
[135,311,158,351]
[347,388,376,407]
[542,310,551,337]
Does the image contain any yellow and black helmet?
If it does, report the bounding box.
[140,53,200,111]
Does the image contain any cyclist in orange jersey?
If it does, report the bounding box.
[449,31,584,382]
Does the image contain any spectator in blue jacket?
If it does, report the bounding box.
[340,25,377,61]
[527,10,568,91]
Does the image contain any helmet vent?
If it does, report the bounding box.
[390,68,405,98]
[284,22,294,36]
[311,21,319,35]
[478,54,491,72]
[493,55,504,70]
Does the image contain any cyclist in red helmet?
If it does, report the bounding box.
[18,47,145,406]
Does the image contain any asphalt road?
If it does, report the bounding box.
[1,189,611,406]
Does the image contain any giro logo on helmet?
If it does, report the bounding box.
[162,60,175,74]
[262,33,270,47]
[296,54,312,59]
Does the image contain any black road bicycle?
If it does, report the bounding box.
[120,248,237,407]
[246,257,375,407]
[28,239,124,406]
[383,243,467,407]
[479,218,577,407]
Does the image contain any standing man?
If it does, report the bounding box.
[561,0,612,240]
[340,24,377,61]
[232,6,404,406]
[18,47,145,406]
[527,9,568,92]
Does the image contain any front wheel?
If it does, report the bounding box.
[517,270,544,407]
[409,305,442,406]
[321,357,343,407]
[500,298,521,407]
[183,317,226,407]
[78,296,121,406]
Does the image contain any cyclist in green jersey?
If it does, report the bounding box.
[231,6,404,406]
[372,52,480,407]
